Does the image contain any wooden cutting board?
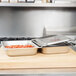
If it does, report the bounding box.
[0,47,76,69]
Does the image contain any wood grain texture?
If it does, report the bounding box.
[0,47,76,69]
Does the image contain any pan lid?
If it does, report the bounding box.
[32,35,70,47]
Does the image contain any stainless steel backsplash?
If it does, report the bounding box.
[0,7,76,37]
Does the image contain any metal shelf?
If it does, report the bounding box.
[0,3,76,7]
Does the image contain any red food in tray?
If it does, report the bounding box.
[5,45,34,48]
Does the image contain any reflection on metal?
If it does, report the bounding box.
[0,8,76,37]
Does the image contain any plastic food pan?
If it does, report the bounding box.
[2,40,38,56]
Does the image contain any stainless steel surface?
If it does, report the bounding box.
[0,3,76,7]
[2,40,38,47]
[0,8,76,37]
[0,8,44,37]
[32,35,70,47]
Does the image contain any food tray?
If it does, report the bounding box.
[42,42,71,54]
[2,40,38,56]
